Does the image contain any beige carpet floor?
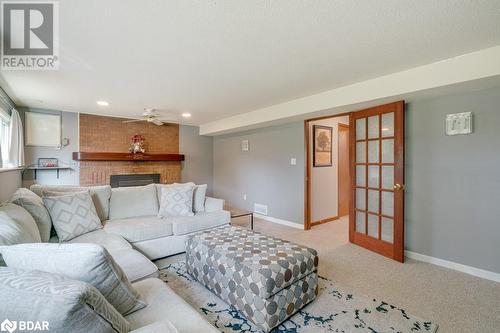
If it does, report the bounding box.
[158,216,500,333]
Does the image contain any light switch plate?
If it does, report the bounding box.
[445,112,473,136]
[290,158,297,165]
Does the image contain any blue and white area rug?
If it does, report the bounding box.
[159,262,438,333]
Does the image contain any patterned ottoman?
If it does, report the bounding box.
[186,225,319,332]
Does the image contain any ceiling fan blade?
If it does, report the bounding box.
[152,119,164,126]
[122,119,144,123]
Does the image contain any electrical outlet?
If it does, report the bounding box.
[290,158,297,165]
[243,194,247,201]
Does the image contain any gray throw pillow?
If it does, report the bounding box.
[0,267,130,333]
[10,188,52,242]
[173,182,207,212]
[158,184,195,218]
[2,243,146,315]
[43,191,102,242]
[0,203,41,246]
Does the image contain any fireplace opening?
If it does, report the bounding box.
[110,174,160,188]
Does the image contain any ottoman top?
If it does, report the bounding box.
[188,225,318,299]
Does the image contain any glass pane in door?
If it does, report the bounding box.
[381,112,394,137]
[356,188,366,210]
[356,211,366,233]
[381,191,394,217]
[356,165,366,186]
[356,118,366,140]
[367,116,379,139]
[356,142,366,163]
[381,139,394,163]
[381,217,394,243]
[381,166,394,189]
[368,166,379,188]
[368,141,379,163]
[367,214,378,238]
[367,190,379,213]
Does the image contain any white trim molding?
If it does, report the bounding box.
[405,250,500,283]
[254,213,305,230]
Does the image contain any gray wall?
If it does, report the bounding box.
[405,86,500,273]
[0,169,22,202]
[20,108,80,186]
[179,125,214,195]
[213,122,304,224]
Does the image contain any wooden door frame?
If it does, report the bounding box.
[337,123,350,217]
[304,112,351,230]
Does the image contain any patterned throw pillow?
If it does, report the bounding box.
[43,191,102,242]
[0,267,130,333]
[158,185,195,218]
[2,243,146,316]
[174,182,207,212]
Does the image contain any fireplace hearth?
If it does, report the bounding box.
[110,174,160,188]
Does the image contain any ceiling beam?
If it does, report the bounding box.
[200,45,500,135]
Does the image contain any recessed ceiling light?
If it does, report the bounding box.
[96,100,109,106]
[181,113,191,118]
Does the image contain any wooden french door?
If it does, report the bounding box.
[349,101,405,262]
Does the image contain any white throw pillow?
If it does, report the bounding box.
[43,191,102,242]
[10,188,52,242]
[0,203,41,246]
[158,184,195,218]
[2,243,146,316]
[174,182,207,212]
[0,267,130,333]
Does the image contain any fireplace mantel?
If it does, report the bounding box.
[73,152,185,162]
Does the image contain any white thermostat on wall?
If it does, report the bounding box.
[445,112,473,136]
[241,139,249,151]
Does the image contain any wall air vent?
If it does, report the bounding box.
[254,203,268,216]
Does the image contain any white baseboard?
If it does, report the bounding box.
[253,213,304,230]
[405,250,500,283]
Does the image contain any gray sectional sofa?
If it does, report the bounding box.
[0,183,231,332]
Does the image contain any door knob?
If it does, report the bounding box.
[393,183,405,191]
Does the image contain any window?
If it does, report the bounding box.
[0,110,10,168]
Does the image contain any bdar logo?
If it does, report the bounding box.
[0,319,17,333]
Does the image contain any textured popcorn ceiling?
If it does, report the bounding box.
[1,0,500,126]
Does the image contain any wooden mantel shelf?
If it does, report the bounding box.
[73,152,185,162]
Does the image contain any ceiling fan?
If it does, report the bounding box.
[122,109,169,126]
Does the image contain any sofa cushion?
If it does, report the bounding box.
[43,191,102,242]
[67,228,132,251]
[104,216,173,243]
[109,248,159,283]
[157,184,194,218]
[31,184,111,221]
[173,182,207,212]
[109,184,159,220]
[170,210,231,236]
[0,267,130,333]
[0,203,41,245]
[130,321,178,333]
[10,188,52,242]
[2,243,146,316]
[126,278,219,333]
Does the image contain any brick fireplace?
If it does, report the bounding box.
[77,114,182,186]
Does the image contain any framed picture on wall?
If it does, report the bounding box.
[313,125,332,167]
